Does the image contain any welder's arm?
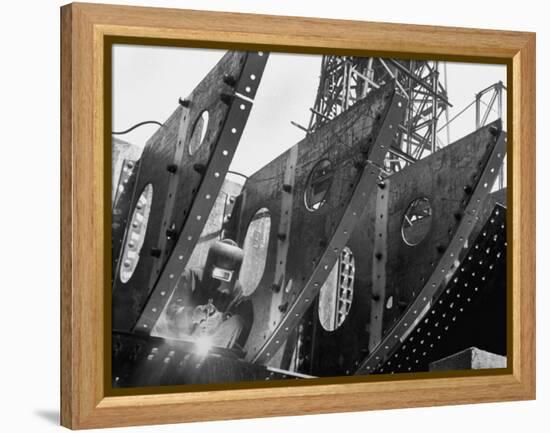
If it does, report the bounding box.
[225,280,244,313]
[164,269,197,336]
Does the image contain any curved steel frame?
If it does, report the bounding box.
[134,52,269,332]
[252,92,406,365]
[355,129,507,374]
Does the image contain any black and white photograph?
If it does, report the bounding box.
[111,45,508,388]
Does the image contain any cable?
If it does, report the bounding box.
[227,170,249,180]
[112,120,163,135]
[436,99,476,133]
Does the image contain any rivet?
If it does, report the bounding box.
[193,163,206,174]
[222,74,237,87]
[220,93,233,105]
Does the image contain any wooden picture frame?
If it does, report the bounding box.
[61,2,536,429]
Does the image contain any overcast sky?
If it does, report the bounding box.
[112,45,506,177]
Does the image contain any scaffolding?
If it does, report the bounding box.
[306,56,506,187]
[307,57,451,172]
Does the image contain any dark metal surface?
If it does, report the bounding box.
[133,51,269,333]
[250,86,406,365]
[355,129,507,374]
[110,49,509,387]
[307,57,451,165]
[234,50,268,100]
[111,51,269,332]
[227,83,402,364]
[112,331,292,388]
[369,178,390,351]
[371,204,507,374]
[307,122,504,377]
[113,51,248,330]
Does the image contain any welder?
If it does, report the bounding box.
[155,238,253,352]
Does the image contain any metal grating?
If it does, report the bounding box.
[355,129,506,375]
[371,204,506,374]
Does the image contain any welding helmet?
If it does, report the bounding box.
[203,239,244,287]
